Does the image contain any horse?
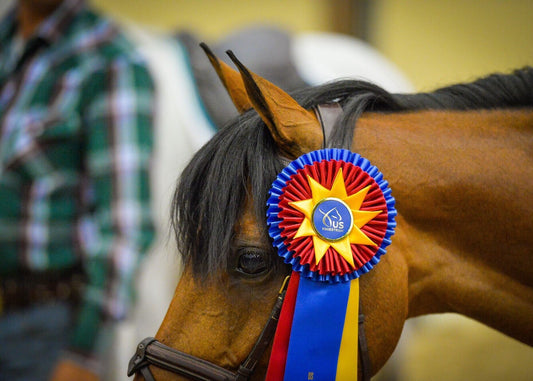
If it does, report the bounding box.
[113,25,415,378]
[109,24,416,379]
[129,46,533,380]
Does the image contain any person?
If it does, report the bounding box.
[0,0,156,380]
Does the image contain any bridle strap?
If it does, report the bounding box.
[128,337,237,381]
[128,277,290,381]
[314,102,343,148]
[235,275,288,379]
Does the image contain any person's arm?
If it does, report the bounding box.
[54,55,156,379]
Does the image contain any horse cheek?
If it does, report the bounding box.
[360,245,409,376]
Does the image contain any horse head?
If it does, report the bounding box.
[131,47,533,380]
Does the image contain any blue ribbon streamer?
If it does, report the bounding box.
[283,277,351,380]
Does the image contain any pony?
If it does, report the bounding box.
[114,26,414,380]
[131,47,533,380]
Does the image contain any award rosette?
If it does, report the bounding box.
[265,149,396,381]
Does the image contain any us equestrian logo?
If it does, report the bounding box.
[312,198,353,241]
[319,207,344,230]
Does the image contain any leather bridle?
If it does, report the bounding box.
[128,277,290,381]
[128,104,372,381]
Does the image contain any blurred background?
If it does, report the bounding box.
[3,0,531,379]
[89,0,533,90]
[87,0,533,380]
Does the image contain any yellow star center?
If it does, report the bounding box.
[289,168,381,268]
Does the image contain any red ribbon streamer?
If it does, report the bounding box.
[265,272,300,380]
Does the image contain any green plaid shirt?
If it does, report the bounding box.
[0,0,155,355]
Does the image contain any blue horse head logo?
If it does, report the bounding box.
[312,198,353,241]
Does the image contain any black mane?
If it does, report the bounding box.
[172,67,533,277]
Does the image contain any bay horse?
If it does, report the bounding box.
[130,47,533,380]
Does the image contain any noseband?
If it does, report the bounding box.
[128,104,372,380]
[128,277,289,381]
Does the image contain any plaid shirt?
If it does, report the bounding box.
[0,0,155,355]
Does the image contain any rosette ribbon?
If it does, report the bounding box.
[265,149,396,380]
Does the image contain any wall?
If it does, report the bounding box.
[90,0,532,90]
[370,0,533,90]
[90,0,333,37]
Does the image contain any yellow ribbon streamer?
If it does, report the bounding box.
[336,278,360,380]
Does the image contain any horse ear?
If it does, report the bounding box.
[199,43,252,113]
[226,50,322,158]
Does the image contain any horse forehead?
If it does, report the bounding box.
[236,199,263,241]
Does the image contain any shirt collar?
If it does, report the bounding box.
[33,0,86,45]
[0,0,85,46]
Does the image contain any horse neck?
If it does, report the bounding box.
[354,109,533,346]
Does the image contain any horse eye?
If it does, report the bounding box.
[236,249,271,277]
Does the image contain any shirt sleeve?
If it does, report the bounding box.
[69,55,156,356]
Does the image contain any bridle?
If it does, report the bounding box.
[128,104,372,381]
[128,277,289,381]
[128,278,371,381]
